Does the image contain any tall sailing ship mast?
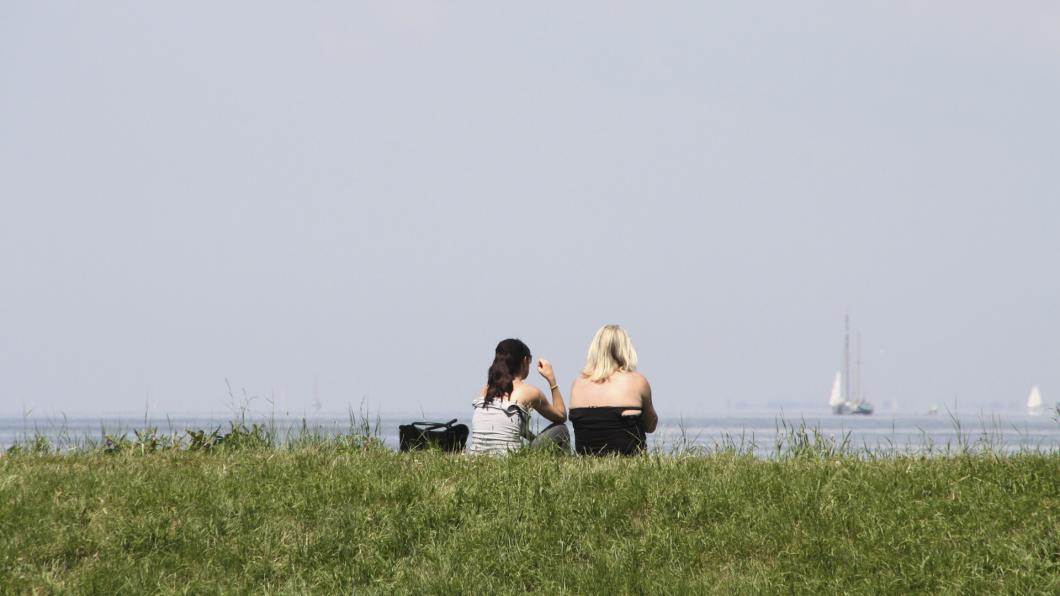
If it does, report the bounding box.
[831,314,874,415]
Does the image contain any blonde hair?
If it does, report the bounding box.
[581,324,639,382]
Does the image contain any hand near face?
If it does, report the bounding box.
[537,359,556,384]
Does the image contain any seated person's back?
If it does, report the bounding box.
[470,338,567,455]
[569,325,657,455]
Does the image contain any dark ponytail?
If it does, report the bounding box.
[485,338,531,403]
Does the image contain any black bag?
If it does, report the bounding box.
[398,419,469,452]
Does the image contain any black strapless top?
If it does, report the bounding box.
[569,407,646,456]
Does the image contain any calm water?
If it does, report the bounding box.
[3,411,1058,456]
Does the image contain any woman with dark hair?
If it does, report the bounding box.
[469,338,568,454]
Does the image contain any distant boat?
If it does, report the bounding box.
[829,315,873,416]
[829,372,844,411]
[1027,385,1044,415]
[927,405,939,416]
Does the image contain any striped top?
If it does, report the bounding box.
[469,398,529,455]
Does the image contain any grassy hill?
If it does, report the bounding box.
[2,433,1057,593]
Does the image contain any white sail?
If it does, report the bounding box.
[829,372,844,407]
[1027,385,1043,413]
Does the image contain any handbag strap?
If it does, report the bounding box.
[410,419,458,431]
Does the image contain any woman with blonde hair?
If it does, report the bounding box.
[568,325,657,455]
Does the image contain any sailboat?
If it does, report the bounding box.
[1027,385,1044,415]
[829,315,874,415]
[829,372,845,413]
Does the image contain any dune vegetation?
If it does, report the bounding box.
[1,422,1058,594]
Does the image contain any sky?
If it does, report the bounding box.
[1,1,1058,417]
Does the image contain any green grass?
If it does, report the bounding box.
[1,433,1058,594]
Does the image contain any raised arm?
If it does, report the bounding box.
[532,359,567,424]
[639,375,658,433]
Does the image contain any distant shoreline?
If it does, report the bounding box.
[3,411,1058,457]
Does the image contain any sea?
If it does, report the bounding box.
[3,410,1058,457]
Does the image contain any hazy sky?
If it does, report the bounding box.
[2,2,1058,417]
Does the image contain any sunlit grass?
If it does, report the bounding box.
[1,417,1058,593]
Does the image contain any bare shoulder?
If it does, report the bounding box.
[614,370,649,385]
[626,371,651,392]
[511,382,543,405]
